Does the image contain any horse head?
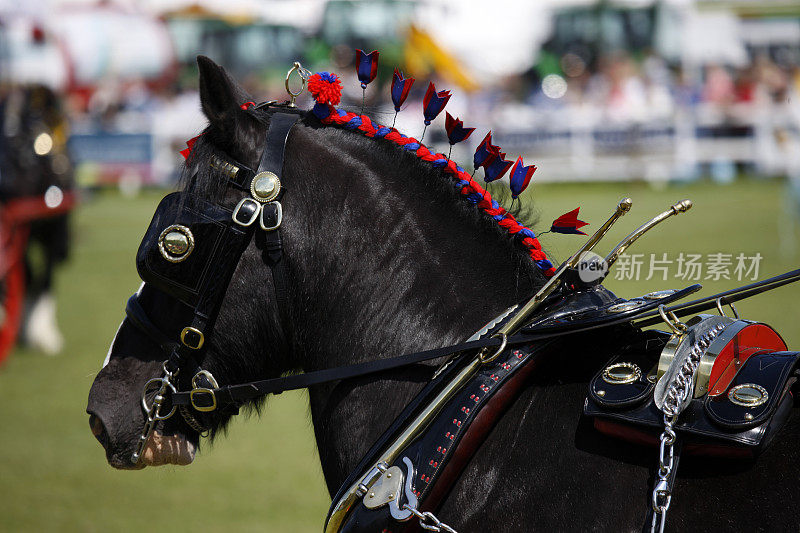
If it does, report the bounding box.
[84,55,800,533]
[87,57,297,468]
[87,56,550,479]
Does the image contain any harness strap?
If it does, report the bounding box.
[177,111,299,363]
[168,333,524,407]
[255,111,301,334]
[164,215,251,373]
[126,283,704,412]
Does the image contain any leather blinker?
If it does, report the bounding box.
[136,191,250,308]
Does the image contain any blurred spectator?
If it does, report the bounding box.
[703,64,735,106]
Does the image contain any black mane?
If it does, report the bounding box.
[180,109,549,281]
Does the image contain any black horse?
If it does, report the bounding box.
[87,57,800,531]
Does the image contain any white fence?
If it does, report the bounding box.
[483,102,800,183]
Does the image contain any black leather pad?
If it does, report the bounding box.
[705,350,800,429]
[585,346,800,450]
[589,354,656,409]
[136,192,249,307]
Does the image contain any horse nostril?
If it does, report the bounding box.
[89,414,109,449]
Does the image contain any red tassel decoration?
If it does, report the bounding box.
[308,72,343,106]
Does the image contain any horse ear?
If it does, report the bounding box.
[197,55,250,132]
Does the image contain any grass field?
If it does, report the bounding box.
[0,179,798,532]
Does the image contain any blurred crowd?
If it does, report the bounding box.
[1,0,799,187]
[522,51,800,126]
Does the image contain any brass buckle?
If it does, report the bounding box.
[479,333,508,364]
[259,201,283,231]
[232,198,260,227]
[180,327,204,350]
[190,388,217,412]
[192,369,219,390]
[189,370,219,412]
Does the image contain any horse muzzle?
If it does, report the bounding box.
[88,411,195,469]
[87,354,197,470]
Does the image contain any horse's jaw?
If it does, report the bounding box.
[140,430,196,467]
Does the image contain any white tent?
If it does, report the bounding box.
[0,0,174,87]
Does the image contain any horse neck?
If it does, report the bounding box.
[281,124,545,493]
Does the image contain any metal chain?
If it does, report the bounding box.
[403,505,458,533]
[650,414,676,533]
[178,405,210,437]
[649,324,725,533]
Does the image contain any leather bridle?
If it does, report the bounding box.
[127,104,304,461]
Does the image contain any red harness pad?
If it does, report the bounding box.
[707,323,786,397]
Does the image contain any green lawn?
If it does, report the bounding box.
[0,179,798,532]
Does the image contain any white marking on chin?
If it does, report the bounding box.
[103,283,145,369]
[141,431,196,467]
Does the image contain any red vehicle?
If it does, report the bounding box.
[0,190,75,363]
[0,84,76,364]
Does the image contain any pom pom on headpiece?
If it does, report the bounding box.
[308,72,342,105]
[391,68,415,112]
[484,153,513,182]
[473,131,501,171]
[422,82,451,126]
[355,49,379,89]
[445,113,475,146]
[509,156,536,199]
[551,207,589,235]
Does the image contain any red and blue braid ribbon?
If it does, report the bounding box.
[311,101,555,277]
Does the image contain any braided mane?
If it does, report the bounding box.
[312,103,556,277]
